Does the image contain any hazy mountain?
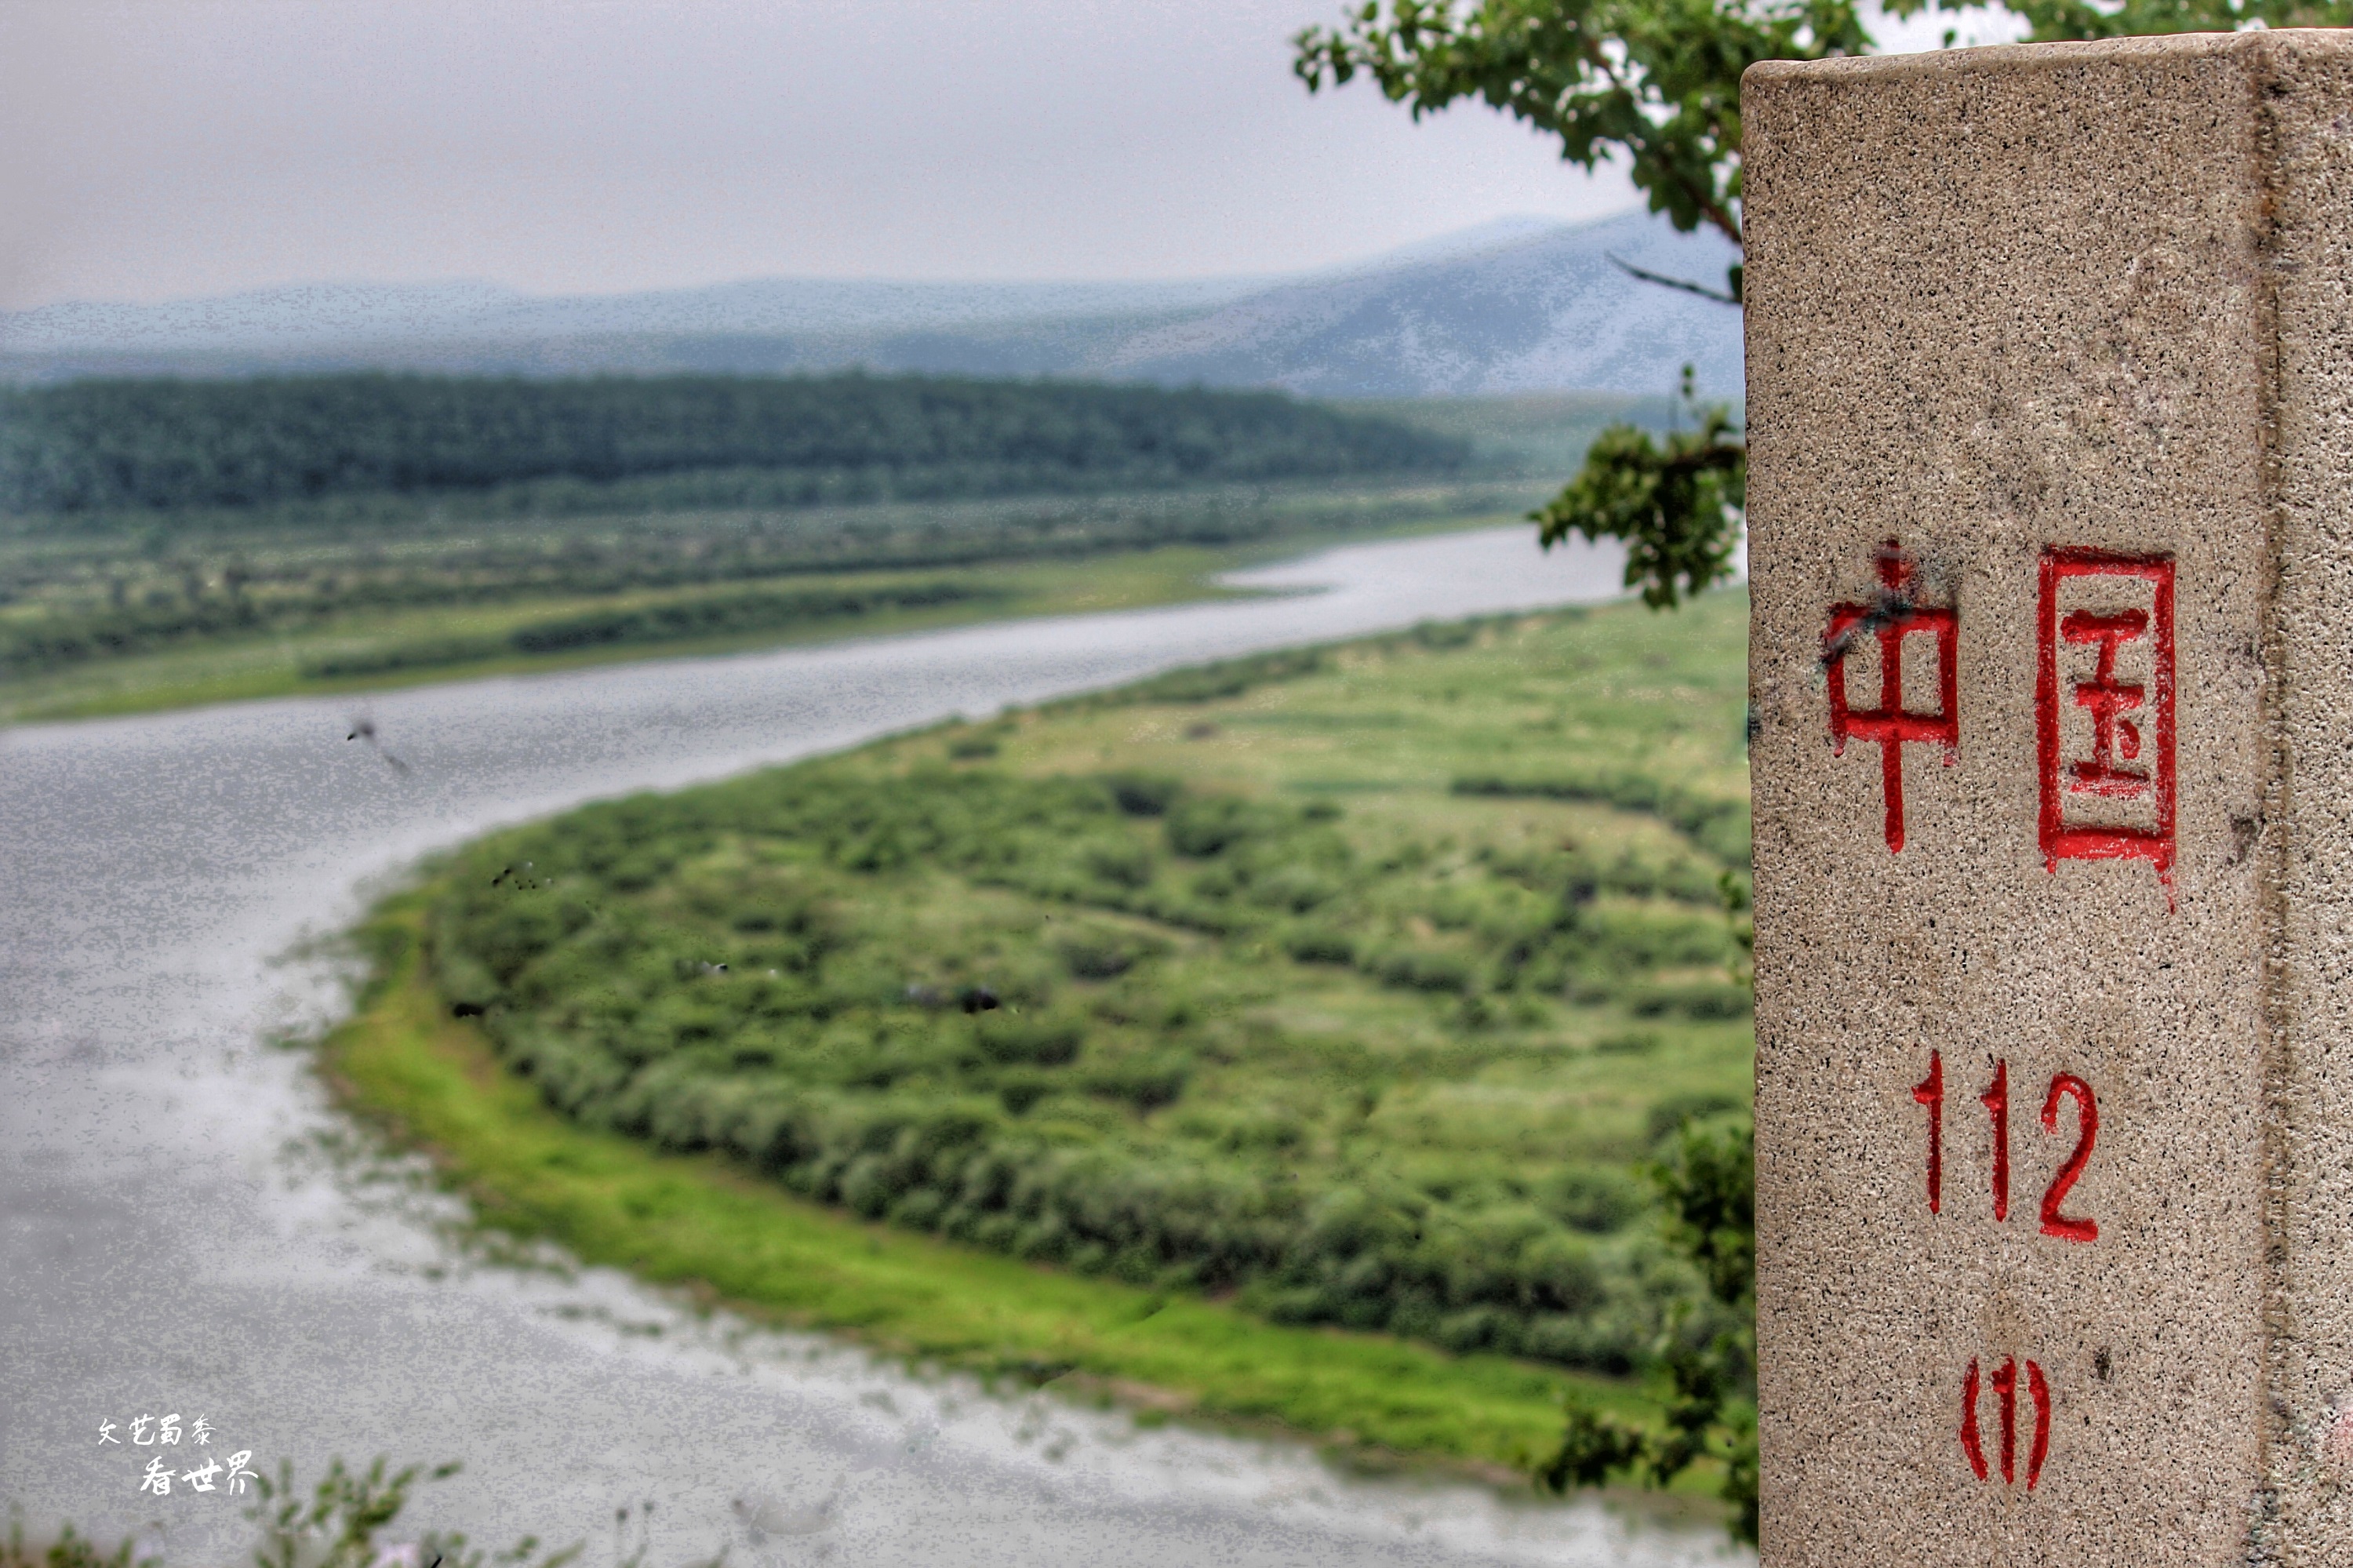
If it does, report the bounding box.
[0,209,1744,400]
[1096,210,1742,400]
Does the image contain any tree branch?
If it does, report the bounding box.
[1607,253,1741,305]
[1584,52,1746,251]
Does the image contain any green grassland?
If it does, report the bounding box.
[0,388,1655,725]
[325,588,1752,1482]
[0,537,1275,725]
[0,480,1542,725]
[330,901,1662,1477]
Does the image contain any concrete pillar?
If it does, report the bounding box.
[1744,31,2353,1566]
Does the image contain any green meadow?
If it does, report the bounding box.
[0,488,1527,725]
[324,587,1753,1485]
[0,387,1664,725]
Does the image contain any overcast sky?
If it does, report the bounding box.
[0,0,2017,312]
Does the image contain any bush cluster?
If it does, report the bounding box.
[427,753,1747,1374]
[0,479,1520,679]
[1453,769,1751,865]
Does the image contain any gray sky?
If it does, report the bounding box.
[0,0,1643,311]
[0,0,2020,313]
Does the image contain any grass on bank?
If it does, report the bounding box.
[0,511,1494,726]
[0,491,1533,726]
[0,389,1662,728]
[0,541,1229,724]
[326,897,1658,1476]
[411,598,1752,1377]
[319,590,1753,1493]
[0,515,1506,725]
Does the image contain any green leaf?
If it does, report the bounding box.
[1531,377,1744,611]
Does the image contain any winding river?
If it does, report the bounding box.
[0,527,1746,1568]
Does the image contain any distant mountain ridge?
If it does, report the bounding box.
[0,209,1744,402]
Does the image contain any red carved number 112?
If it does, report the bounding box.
[1911,1050,2099,1242]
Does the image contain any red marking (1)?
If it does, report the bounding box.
[1960,1359,1989,1481]
[2037,550,2176,899]
[1913,1050,1944,1213]
[1824,539,1958,854]
[2026,1361,2053,1490]
[1962,1355,2054,1489]
[2039,1074,2100,1243]
[1991,1358,2019,1485]
[1980,1059,2009,1222]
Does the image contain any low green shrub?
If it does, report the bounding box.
[417,602,1755,1379]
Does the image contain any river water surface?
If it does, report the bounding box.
[0,528,1747,1568]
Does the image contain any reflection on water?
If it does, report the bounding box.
[0,527,1747,1566]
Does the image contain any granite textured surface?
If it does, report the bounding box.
[1744,30,2353,1566]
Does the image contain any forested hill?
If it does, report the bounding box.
[0,372,1467,518]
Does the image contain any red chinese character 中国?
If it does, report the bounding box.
[1824,540,1958,853]
[2035,550,2175,895]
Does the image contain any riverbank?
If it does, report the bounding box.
[6,526,1700,1566]
[315,587,1751,1504]
[0,516,1500,726]
[324,896,1664,1480]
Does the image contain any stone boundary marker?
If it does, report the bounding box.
[1745,31,2353,1566]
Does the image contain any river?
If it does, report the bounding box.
[0,526,1746,1568]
